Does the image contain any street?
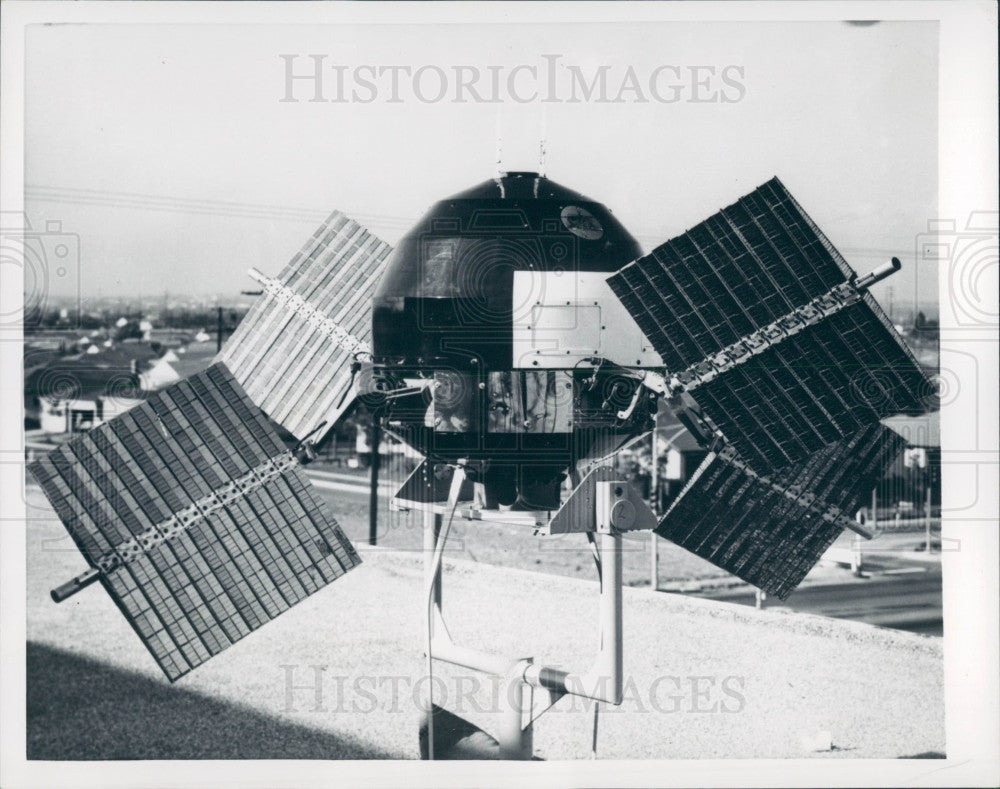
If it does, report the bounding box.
[697,566,943,636]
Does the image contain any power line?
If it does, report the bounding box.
[27,185,916,259]
[25,185,417,229]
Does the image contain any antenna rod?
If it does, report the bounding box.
[855,257,901,290]
[51,567,100,603]
[494,111,503,177]
[538,108,547,177]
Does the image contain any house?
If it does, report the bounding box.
[26,361,146,434]
[883,410,940,451]
[882,410,941,507]
[139,340,218,391]
[146,328,195,350]
[24,341,163,433]
[83,341,161,371]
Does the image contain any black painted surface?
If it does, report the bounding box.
[369,173,651,504]
[373,172,642,370]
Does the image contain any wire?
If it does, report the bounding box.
[25,185,418,229]
[592,700,600,759]
[27,186,912,260]
[424,494,460,761]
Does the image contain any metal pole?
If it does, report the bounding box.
[649,532,658,592]
[599,530,624,705]
[368,419,381,546]
[423,508,442,608]
[925,483,932,554]
[852,510,865,576]
[422,506,441,759]
[216,306,224,353]
[498,673,532,760]
[649,429,659,591]
[650,429,659,515]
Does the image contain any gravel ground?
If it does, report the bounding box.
[26,488,944,761]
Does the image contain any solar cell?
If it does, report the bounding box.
[655,423,905,598]
[218,210,392,440]
[607,177,853,371]
[28,363,360,681]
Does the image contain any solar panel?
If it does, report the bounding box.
[217,210,392,440]
[689,293,930,473]
[28,363,360,681]
[607,177,853,372]
[608,178,932,474]
[656,422,905,598]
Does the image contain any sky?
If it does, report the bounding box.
[24,20,938,312]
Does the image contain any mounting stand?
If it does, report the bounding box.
[392,462,655,760]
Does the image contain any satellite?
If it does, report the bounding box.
[28,172,933,758]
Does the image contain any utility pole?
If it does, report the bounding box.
[369,418,381,546]
[649,428,659,591]
[925,481,933,553]
[216,306,224,353]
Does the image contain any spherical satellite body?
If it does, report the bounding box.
[370,172,662,509]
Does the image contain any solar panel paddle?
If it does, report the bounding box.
[28,363,360,681]
[656,422,905,598]
[608,177,934,475]
[217,210,393,441]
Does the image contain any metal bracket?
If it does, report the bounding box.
[390,459,464,512]
[247,267,372,360]
[670,259,903,394]
[540,467,658,536]
[671,281,862,391]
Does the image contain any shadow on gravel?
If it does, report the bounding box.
[27,641,395,760]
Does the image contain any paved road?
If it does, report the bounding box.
[697,566,943,636]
